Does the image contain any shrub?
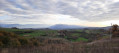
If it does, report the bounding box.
[0,31,40,48]
[30,38,40,46]
[18,38,29,46]
[2,36,11,47]
[10,39,21,47]
[0,41,3,47]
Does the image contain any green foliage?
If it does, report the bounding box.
[64,36,68,39]
[77,37,88,42]
[2,36,11,46]
[85,30,90,33]
[30,38,40,46]
[71,33,81,36]
[0,30,40,48]
[71,37,88,42]
[18,38,29,45]
[10,39,21,47]
[0,28,57,38]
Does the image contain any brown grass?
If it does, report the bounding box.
[0,38,119,53]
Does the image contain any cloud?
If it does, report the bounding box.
[0,0,119,24]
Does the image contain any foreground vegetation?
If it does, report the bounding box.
[0,24,119,53]
[0,31,40,48]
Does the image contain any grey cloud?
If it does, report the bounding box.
[0,0,119,22]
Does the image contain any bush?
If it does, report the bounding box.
[30,38,40,46]
[18,38,29,45]
[10,39,21,47]
[2,36,11,47]
[0,41,3,47]
[0,31,40,48]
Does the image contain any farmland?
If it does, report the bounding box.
[0,27,107,42]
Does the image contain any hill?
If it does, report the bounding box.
[49,24,86,30]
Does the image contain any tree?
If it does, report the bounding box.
[111,24,119,37]
[11,27,18,29]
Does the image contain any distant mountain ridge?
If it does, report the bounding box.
[0,24,50,28]
[49,24,87,30]
[0,24,20,28]
[0,24,110,30]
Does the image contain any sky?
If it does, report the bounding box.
[0,0,119,27]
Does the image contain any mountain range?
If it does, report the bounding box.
[0,24,50,28]
[0,24,109,30]
[49,24,86,30]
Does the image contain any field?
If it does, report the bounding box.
[0,28,107,42]
[0,28,57,38]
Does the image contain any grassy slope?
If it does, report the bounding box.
[0,28,57,38]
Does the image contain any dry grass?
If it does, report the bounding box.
[0,38,119,53]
